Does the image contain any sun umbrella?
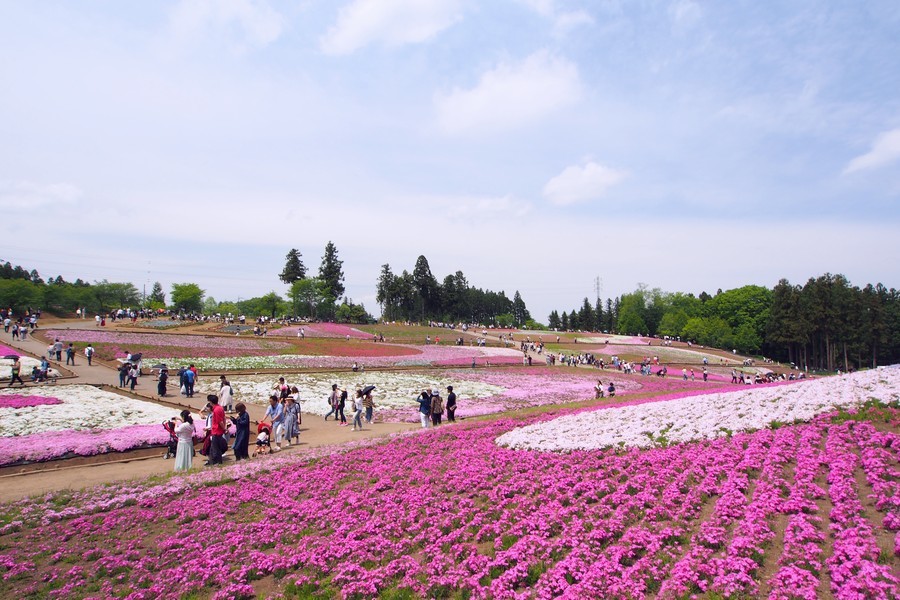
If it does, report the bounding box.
[151,363,168,370]
[361,384,376,395]
[2,354,19,360]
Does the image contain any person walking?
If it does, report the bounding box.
[128,363,139,391]
[325,384,339,421]
[362,389,375,424]
[446,386,457,422]
[65,343,76,366]
[229,403,250,461]
[8,357,24,387]
[158,368,169,397]
[183,366,196,398]
[430,388,444,427]
[337,388,347,425]
[84,344,94,366]
[53,339,63,362]
[118,363,129,387]
[351,390,364,431]
[173,410,196,471]
[283,396,301,446]
[218,379,234,412]
[263,395,285,450]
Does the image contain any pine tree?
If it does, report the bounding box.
[280,249,306,284]
[149,282,166,305]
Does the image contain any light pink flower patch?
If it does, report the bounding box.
[0,421,204,466]
[270,323,370,339]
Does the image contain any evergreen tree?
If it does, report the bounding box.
[280,249,307,284]
[579,297,595,331]
[512,291,531,326]
[149,281,166,305]
[318,242,345,300]
[561,311,569,331]
[412,255,441,319]
[594,298,604,332]
[376,264,396,320]
[548,310,561,330]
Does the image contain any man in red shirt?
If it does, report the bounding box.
[206,394,228,465]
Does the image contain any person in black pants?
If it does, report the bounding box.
[446,385,457,422]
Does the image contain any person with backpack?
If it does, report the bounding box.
[183,366,195,398]
[84,344,94,365]
[65,343,76,366]
[430,388,444,426]
[325,384,339,421]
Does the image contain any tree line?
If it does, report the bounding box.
[376,255,534,328]
[549,274,900,371]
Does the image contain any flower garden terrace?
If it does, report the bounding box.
[0,368,896,599]
[35,329,530,371]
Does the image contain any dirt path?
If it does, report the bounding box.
[1,318,419,502]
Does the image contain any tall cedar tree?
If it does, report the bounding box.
[319,242,345,300]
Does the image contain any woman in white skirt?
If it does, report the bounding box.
[174,409,196,471]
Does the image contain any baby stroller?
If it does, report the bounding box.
[253,422,273,457]
[162,420,179,459]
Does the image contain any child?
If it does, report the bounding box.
[253,430,271,457]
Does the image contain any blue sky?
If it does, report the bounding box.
[1,0,899,321]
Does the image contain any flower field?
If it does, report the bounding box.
[146,344,522,371]
[0,381,896,598]
[195,367,668,422]
[0,356,61,381]
[498,367,900,451]
[0,386,196,465]
[270,323,371,339]
[37,330,292,361]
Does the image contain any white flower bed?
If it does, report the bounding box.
[147,355,318,371]
[497,366,900,452]
[0,385,177,437]
[196,372,504,416]
[0,356,61,379]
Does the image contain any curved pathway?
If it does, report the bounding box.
[0,318,418,501]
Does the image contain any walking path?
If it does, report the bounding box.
[1,318,417,501]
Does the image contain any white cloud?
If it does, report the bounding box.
[0,181,82,212]
[669,0,702,31]
[515,0,554,16]
[553,10,594,36]
[514,1,594,35]
[320,0,463,55]
[442,194,532,219]
[435,50,581,134]
[169,0,284,48]
[542,160,626,206]
[844,128,900,174]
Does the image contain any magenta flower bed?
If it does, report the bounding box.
[0,409,895,599]
[0,422,205,466]
[0,395,62,409]
[0,344,19,356]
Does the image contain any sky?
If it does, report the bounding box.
[1,0,899,321]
